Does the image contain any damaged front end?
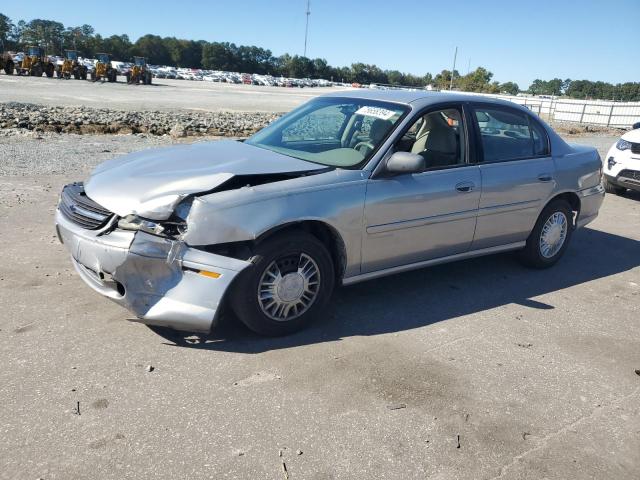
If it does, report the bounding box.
[55,183,251,332]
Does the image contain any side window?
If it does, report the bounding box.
[396,107,466,169]
[282,104,346,142]
[530,120,550,156]
[474,107,547,162]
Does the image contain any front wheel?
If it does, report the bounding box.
[230,232,335,336]
[519,200,573,268]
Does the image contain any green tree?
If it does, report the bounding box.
[202,42,236,70]
[499,81,519,96]
[21,19,65,54]
[132,34,171,64]
[0,13,13,48]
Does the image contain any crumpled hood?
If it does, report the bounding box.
[85,140,325,219]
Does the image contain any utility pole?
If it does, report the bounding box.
[303,0,311,58]
[467,57,471,75]
[449,46,457,90]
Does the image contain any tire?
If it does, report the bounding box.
[230,231,335,336]
[32,64,43,77]
[4,60,14,75]
[603,176,625,195]
[45,63,54,78]
[519,200,573,269]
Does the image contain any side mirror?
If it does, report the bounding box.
[632,121,640,130]
[386,152,425,174]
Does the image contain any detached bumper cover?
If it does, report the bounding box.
[55,209,251,332]
[576,183,605,228]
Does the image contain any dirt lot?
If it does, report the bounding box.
[0,130,639,480]
[0,75,341,112]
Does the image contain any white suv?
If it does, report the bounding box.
[603,123,640,195]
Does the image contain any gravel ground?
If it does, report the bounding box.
[1,132,639,480]
[0,76,338,112]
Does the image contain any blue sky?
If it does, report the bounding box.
[4,0,639,88]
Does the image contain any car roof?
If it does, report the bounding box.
[322,89,523,110]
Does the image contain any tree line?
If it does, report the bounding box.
[1,13,639,101]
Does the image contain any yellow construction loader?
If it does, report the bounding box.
[17,46,55,77]
[57,50,87,80]
[90,53,117,82]
[126,56,152,85]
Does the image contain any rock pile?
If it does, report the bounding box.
[0,102,281,138]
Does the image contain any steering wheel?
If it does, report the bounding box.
[354,141,375,154]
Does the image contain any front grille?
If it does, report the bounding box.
[59,183,113,230]
[618,169,640,182]
[631,143,640,155]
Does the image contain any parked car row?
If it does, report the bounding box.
[149,66,335,88]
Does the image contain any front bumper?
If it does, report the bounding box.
[55,209,251,332]
[604,172,640,192]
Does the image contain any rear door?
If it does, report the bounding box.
[470,104,555,250]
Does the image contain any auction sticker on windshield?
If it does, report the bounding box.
[355,106,396,120]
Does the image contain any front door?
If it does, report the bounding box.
[361,105,481,273]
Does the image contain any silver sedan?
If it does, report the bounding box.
[55,90,604,335]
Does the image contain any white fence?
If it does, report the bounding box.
[450,91,640,128]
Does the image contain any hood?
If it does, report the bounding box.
[621,129,640,143]
[85,140,325,219]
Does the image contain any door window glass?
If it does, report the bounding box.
[396,107,466,169]
[474,107,548,162]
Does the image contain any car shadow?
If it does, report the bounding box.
[618,189,640,201]
[150,227,640,353]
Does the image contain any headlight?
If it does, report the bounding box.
[607,157,616,170]
[616,139,632,151]
[117,215,166,235]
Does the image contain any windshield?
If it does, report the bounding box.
[245,97,408,168]
[67,51,78,60]
[97,54,109,63]
[134,57,145,66]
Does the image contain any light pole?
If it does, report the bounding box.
[449,46,457,90]
[303,0,311,58]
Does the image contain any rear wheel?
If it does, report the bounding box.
[32,64,43,77]
[230,232,335,336]
[603,176,625,195]
[4,60,14,75]
[45,63,55,78]
[519,200,573,268]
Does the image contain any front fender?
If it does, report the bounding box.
[182,170,368,278]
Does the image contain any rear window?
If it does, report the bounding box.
[474,107,549,162]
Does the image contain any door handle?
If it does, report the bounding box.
[455,181,475,193]
[537,174,553,182]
